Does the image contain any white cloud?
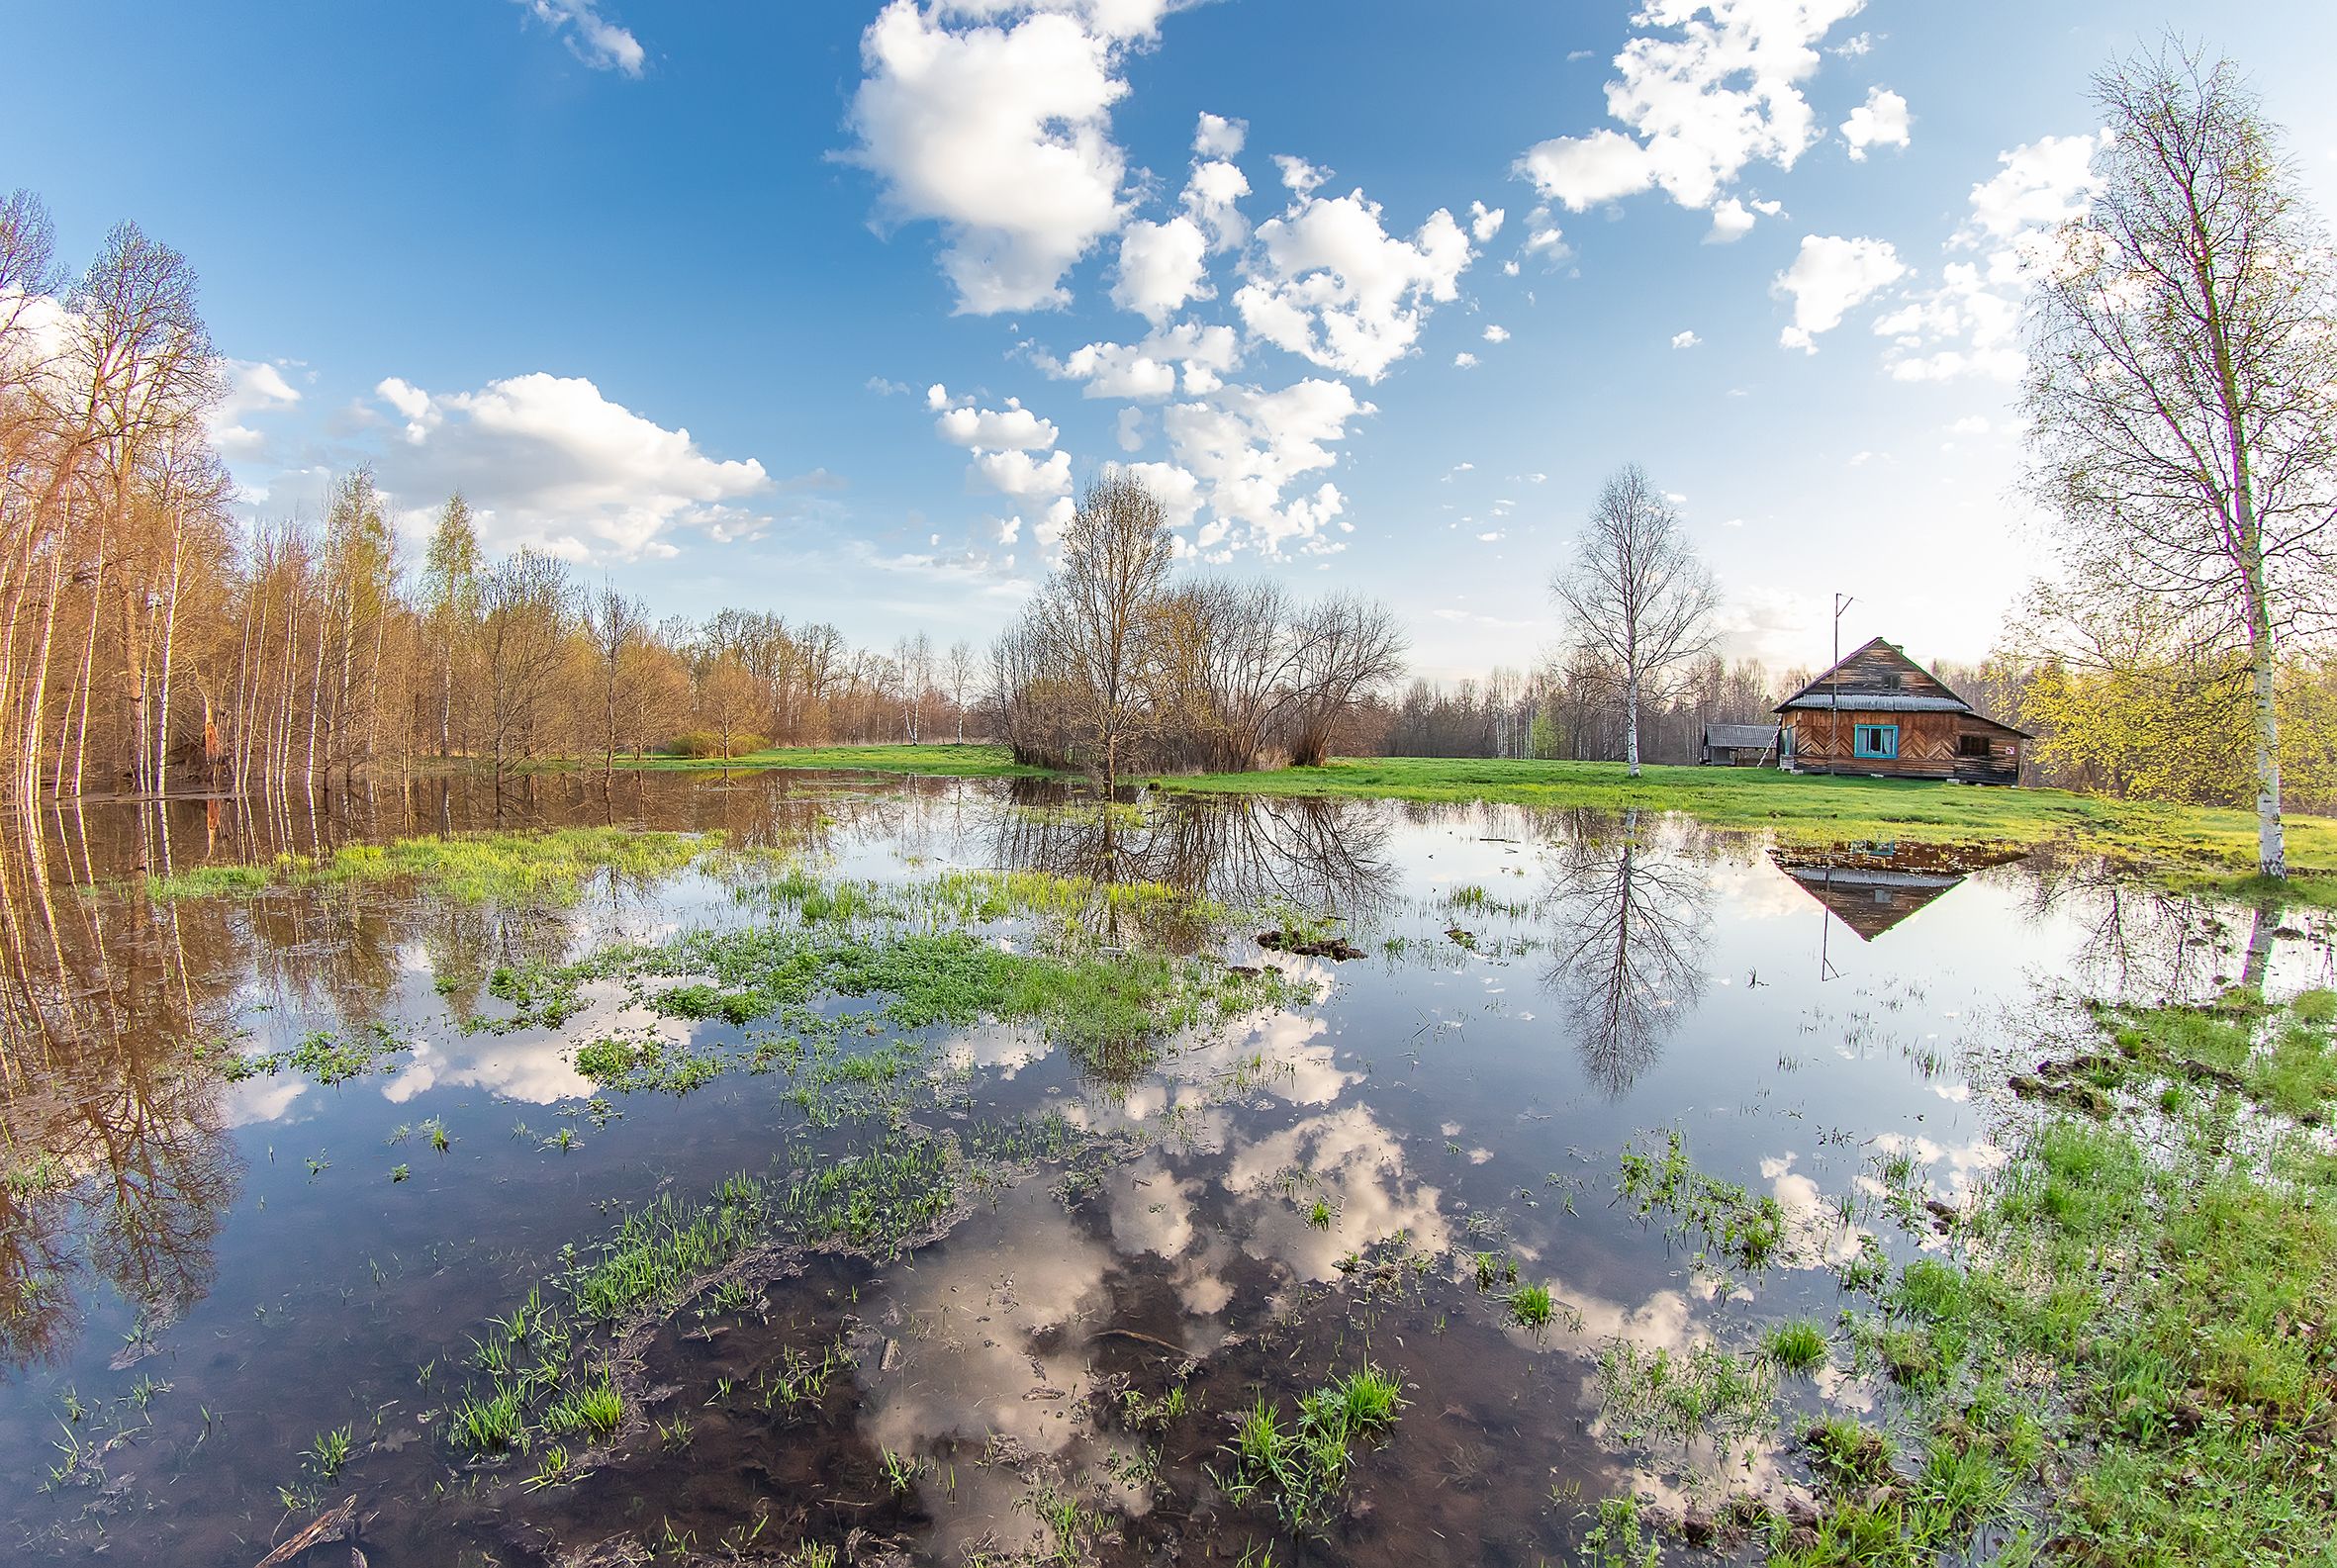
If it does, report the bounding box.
[1272,154,1329,194]
[1112,214,1211,321]
[1114,406,1146,451]
[1670,329,1701,348]
[1961,132,2106,244]
[1182,156,1252,249]
[1839,86,1911,160]
[520,0,645,76]
[935,401,1060,449]
[1234,186,1473,382]
[1452,351,1478,368]
[971,446,1073,498]
[1948,415,1991,435]
[1516,0,1864,216]
[1468,200,1506,241]
[1193,111,1246,157]
[1773,233,1904,351]
[1879,132,2106,381]
[210,357,302,457]
[1161,377,1372,556]
[1705,193,1784,243]
[844,1,1171,313]
[1481,323,1509,343]
[366,372,771,559]
[1036,320,1241,400]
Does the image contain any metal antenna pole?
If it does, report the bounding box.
[1830,593,1854,774]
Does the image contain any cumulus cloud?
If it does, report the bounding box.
[844,1,1172,313]
[1879,132,2107,381]
[934,399,1060,449]
[1481,323,1509,343]
[1839,86,1911,160]
[1192,110,1246,157]
[1234,187,1473,382]
[365,372,771,559]
[971,446,1073,498]
[520,0,645,76]
[1468,200,1506,241]
[1773,233,1904,351]
[1670,329,1701,348]
[1516,0,1864,218]
[1161,377,1373,556]
[1112,213,1210,322]
[1452,351,1478,368]
[1034,320,1241,400]
[1704,194,1783,244]
[209,358,302,458]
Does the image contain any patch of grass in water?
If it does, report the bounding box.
[1763,1320,1829,1374]
[1619,1127,1788,1271]
[148,827,710,906]
[207,1021,410,1086]
[1214,1363,1406,1537]
[1594,1340,1775,1452]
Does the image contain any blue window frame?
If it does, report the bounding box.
[1854,723,1899,759]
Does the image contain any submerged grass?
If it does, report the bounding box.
[1749,987,2337,1565]
[148,826,711,905]
[1215,1364,1406,1537]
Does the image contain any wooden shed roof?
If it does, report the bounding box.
[1773,637,2033,737]
[1703,723,1779,748]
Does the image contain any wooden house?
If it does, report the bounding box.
[1774,638,2028,784]
[1700,722,1780,767]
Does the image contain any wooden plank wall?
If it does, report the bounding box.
[1785,708,2018,784]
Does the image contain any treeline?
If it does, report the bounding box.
[1355,656,1788,765]
[993,475,1405,783]
[0,189,986,802]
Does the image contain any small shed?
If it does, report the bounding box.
[1700,722,1780,767]
[1775,638,2029,784]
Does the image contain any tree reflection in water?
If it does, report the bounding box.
[1536,809,1713,1096]
[987,784,1398,949]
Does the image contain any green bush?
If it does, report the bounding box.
[664,730,768,760]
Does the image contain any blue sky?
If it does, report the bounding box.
[9,0,2337,679]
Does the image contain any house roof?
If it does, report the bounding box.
[1703,723,1779,748]
[1773,637,2034,736]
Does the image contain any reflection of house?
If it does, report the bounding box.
[1700,723,1780,767]
[1774,638,2028,784]
[1769,841,2028,941]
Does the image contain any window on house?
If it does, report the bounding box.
[1957,734,1993,759]
[1853,724,1898,759]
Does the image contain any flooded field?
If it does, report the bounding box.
[0,772,2328,1567]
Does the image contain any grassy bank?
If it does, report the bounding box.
[1760,986,2337,1566]
[590,742,1054,779]
[620,745,2337,897]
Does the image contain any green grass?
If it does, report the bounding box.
[600,742,1055,779]
[1772,988,2337,1565]
[1215,1364,1406,1536]
[1147,757,2337,896]
[148,826,711,905]
[593,745,2337,896]
[1763,1321,1830,1374]
[207,1021,410,1085]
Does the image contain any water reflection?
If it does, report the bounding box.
[1538,811,1714,1096]
[994,787,1398,946]
[1771,841,2027,944]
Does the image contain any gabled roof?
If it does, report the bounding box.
[1773,637,2033,737]
[1703,723,1779,748]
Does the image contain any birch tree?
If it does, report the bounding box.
[2024,43,2337,880]
[1549,464,1719,777]
[1037,472,1173,789]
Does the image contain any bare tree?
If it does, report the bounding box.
[944,638,975,743]
[2023,42,2337,879]
[1283,592,1407,767]
[1550,464,1719,777]
[1036,472,1174,789]
[584,582,646,782]
[477,549,575,789]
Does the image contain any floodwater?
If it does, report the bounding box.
[0,772,2327,1567]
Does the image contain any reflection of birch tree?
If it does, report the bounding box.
[1540,812,1711,1095]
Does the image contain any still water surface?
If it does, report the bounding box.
[0,772,2325,1566]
